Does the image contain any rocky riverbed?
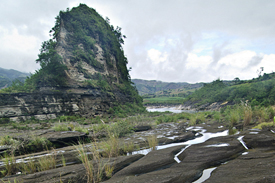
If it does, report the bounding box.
[1,119,275,183]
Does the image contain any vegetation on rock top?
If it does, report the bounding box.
[0,3,143,107]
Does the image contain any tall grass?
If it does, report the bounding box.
[243,105,252,127]
[0,150,59,178]
[37,153,56,172]
[75,142,112,183]
[122,141,135,154]
[19,157,37,174]
[0,153,17,177]
[189,113,206,126]
[146,135,158,151]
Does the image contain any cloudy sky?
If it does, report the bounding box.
[1,0,275,83]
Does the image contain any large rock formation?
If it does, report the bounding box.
[0,4,142,121]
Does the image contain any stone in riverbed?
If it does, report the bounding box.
[133,125,152,132]
[40,131,88,145]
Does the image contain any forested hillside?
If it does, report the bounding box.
[132,79,203,97]
[0,67,29,88]
[183,72,275,108]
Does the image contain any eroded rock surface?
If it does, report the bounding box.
[103,135,245,183]
[1,124,274,183]
[204,129,275,183]
[1,154,144,183]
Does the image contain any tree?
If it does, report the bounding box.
[234,77,240,84]
[35,39,67,86]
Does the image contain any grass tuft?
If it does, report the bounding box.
[146,135,158,151]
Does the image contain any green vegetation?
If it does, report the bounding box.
[0,136,19,146]
[132,79,202,96]
[253,122,274,130]
[0,4,143,109]
[184,73,275,107]
[143,97,185,105]
[0,150,60,178]
[0,134,51,155]
[76,142,114,183]
[146,135,158,151]
[0,39,67,93]
[0,67,29,89]
[52,123,89,134]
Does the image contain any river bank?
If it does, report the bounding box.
[1,107,275,182]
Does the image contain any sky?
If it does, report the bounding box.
[0,0,275,83]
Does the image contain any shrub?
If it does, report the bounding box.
[27,136,52,152]
[108,120,133,137]
[0,118,10,124]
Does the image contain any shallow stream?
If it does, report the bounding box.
[146,106,196,113]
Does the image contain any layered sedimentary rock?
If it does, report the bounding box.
[0,88,133,121]
[0,4,141,121]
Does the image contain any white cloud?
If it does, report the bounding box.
[186,53,212,70]
[147,49,168,64]
[218,50,258,68]
[260,54,275,73]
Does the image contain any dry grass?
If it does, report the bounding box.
[122,141,135,154]
[37,152,56,172]
[243,105,253,127]
[101,133,120,158]
[146,135,158,151]
[75,142,113,183]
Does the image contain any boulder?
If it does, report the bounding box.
[133,125,152,132]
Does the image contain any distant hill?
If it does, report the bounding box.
[183,72,275,109]
[0,67,30,89]
[132,79,203,97]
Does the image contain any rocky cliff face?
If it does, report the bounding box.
[0,88,135,122]
[52,4,130,88]
[56,18,119,85]
[0,4,142,121]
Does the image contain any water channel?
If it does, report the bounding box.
[142,107,247,182]
[146,106,196,113]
